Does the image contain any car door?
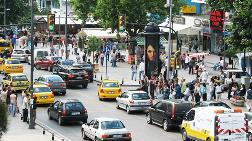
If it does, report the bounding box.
[118,92,126,109]
[51,101,60,119]
[150,102,163,122]
[85,120,94,138]
[184,110,196,137]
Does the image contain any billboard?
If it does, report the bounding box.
[145,35,162,78]
[191,0,206,3]
[210,10,225,31]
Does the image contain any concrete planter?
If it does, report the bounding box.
[230,97,245,107]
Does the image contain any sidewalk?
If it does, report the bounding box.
[1,115,64,141]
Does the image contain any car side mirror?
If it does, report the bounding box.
[183,116,188,120]
[97,84,100,86]
[34,79,38,81]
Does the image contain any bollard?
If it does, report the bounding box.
[94,74,96,78]
[122,78,124,84]
[101,75,103,80]
[43,128,45,135]
[52,133,54,141]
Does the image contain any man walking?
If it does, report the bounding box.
[131,63,138,81]
[246,83,252,111]
[10,91,17,117]
[139,60,145,80]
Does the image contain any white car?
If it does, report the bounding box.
[81,117,132,141]
[116,90,152,114]
[11,49,31,62]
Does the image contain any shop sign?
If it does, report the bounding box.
[181,5,196,14]
[173,16,185,24]
[210,10,224,31]
[194,19,210,27]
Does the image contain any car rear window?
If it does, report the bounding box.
[12,75,28,81]
[13,50,24,54]
[209,103,231,109]
[47,76,63,82]
[65,102,84,111]
[175,103,192,113]
[102,82,119,88]
[61,60,74,66]
[6,60,20,64]
[33,87,51,93]
[69,69,85,73]
[132,93,150,100]
[101,120,125,130]
[52,57,62,61]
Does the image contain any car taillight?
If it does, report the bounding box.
[100,89,104,93]
[62,110,67,116]
[50,93,54,98]
[6,66,10,69]
[19,65,23,68]
[129,100,134,104]
[245,114,248,132]
[126,133,131,138]
[215,116,220,135]
[118,89,122,93]
[47,83,51,87]
[33,94,37,99]
[84,74,89,77]
[84,109,87,113]
[61,83,66,88]
[171,103,175,119]
[68,74,75,79]
[101,134,109,139]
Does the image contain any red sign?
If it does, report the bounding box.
[210,10,224,31]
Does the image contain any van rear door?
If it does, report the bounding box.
[217,113,247,141]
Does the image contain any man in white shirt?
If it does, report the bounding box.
[10,93,17,117]
[139,60,145,80]
[200,69,209,83]
[184,54,191,70]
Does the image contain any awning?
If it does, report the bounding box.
[83,28,127,39]
[178,26,202,35]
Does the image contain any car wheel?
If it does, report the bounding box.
[206,138,211,141]
[35,64,40,70]
[146,113,152,124]
[126,106,131,114]
[116,102,120,109]
[58,116,63,126]
[48,111,52,120]
[47,66,52,72]
[163,119,170,131]
[81,128,88,140]
[82,119,87,124]
[182,128,189,141]
[82,84,88,89]
[95,137,98,141]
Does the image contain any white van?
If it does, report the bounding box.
[181,107,248,141]
[28,49,49,65]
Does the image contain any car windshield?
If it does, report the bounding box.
[12,75,28,81]
[61,60,74,66]
[6,60,20,64]
[65,102,84,111]
[37,51,49,57]
[13,50,24,54]
[132,93,150,100]
[209,103,231,109]
[33,87,51,93]
[101,120,125,130]
[52,57,62,61]
[47,76,63,82]
[103,82,119,88]
[69,69,85,73]
[175,103,193,114]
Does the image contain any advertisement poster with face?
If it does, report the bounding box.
[145,35,161,78]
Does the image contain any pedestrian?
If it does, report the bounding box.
[131,62,137,81]
[231,83,238,96]
[142,75,149,94]
[22,93,29,122]
[163,83,170,99]
[82,52,87,62]
[87,59,92,65]
[42,36,46,47]
[111,51,116,67]
[200,83,207,101]
[200,69,209,83]
[100,52,104,66]
[238,84,246,97]
[61,47,64,57]
[175,83,182,99]
[246,83,252,111]
[188,59,195,75]
[0,87,7,103]
[149,75,156,99]
[180,53,186,69]
[193,38,198,52]
[181,79,187,94]
[219,57,224,71]
[184,54,190,70]
[76,53,81,63]
[194,82,201,103]
[183,84,191,101]
[10,91,17,117]
[139,60,145,80]
[209,78,215,100]
[215,83,222,101]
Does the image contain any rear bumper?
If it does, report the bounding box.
[99,93,121,99]
[67,80,89,86]
[11,57,26,61]
[51,88,66,94]
[98,137,131,141]
[61,115,88,122]
[12,86,29,91]
[5,69,23,74]
[128,105,151,111]
[36,98,54,105]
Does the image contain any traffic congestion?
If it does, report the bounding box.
[1,37,252,141]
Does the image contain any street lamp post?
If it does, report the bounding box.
[29,0,36,129]
[65,0,68,59]
[59,14,61,47]
[3,0,6,37]
[166,0,173,80]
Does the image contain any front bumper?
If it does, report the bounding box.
[11,57,26,62]
[99,93,121,99]
[5,69,23,74]
[12,86,29,91]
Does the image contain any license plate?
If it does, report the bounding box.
[108,91,115,94]
[139,102,147,105]
[40,96,48,99]
[76,77,83,79]
[12,66,18,69]
[54,89,60,91]
[113,135,122,138]
[71,112,80,115]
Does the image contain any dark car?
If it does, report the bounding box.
[146,99,193,131]
[48,99,88,125]
[53,66,89,88]
[194,101,231,109]
[35,75,66,95]
[73,62,94,82]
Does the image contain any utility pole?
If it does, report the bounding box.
[166,0,173,80]
[29,0,36,129]
[65,0,68,59]
[59,14,61,47]
[3,0,6,37]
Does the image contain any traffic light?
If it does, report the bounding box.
[118,15,126,32]
[47,14,55,32]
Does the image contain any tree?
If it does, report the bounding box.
[86,36,103,63]
[70,0,97,23]
[208,0,252,51]
[0,103,8,138]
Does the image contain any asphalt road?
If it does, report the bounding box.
[4,63,182,141]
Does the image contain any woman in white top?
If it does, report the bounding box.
[184,84,191,101]
[194,82,201,103]
[215,83,222,101]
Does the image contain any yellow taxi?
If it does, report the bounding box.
[0,39,13,53]
[2,73,30,91]
[0,58,23,74]
[30,84,55,105]
[97,80,122,101]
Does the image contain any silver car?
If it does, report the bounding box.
[116,90,152,114]
[35,75,66,95]
[11,49,31,62]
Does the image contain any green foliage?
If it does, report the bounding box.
[87,36,103,52]
[0,103,8,138]
[207,0,252,50]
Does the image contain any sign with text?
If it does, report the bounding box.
[210,10,224,31]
